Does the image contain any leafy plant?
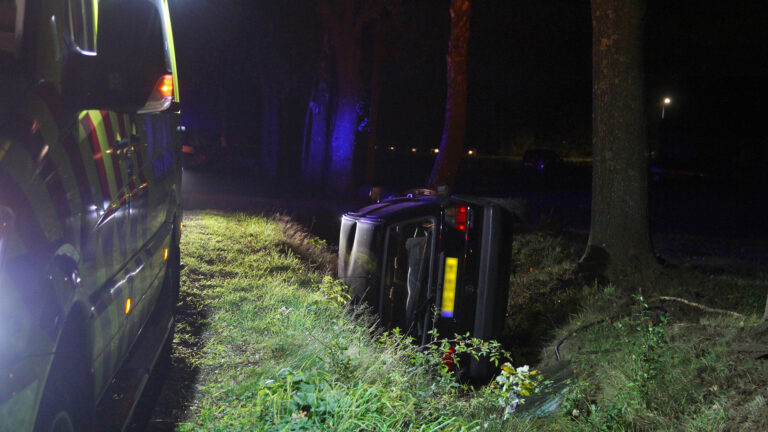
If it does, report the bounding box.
[317,276,350,307]
[627,295,668,401]
[491,363,542,419]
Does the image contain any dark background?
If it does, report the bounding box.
[169,0,768,163]
[170,0,768,243]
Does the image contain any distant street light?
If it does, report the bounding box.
[661,97,672,119]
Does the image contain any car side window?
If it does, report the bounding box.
[67,0,96,54]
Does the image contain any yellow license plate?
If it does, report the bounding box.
[441,257,458,318]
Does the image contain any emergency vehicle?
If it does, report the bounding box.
[339,193,512,380]
[1,0,182,430]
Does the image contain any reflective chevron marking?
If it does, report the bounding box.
[80,112,113,204]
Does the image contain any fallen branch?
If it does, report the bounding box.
[657,296,745,319]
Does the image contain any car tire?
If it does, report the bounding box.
[35,311,91,432]
[37,407,74,432]
[34,375,83,432]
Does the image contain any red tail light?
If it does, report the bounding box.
[455,206,468,232]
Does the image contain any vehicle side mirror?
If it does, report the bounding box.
[63,0,168,112]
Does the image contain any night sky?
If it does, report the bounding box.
[168,0,768,168]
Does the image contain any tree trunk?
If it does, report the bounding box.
[304,83,330,185]
[326,19,362,195]
[316,0,387,194]
[580,0,658,282]
[302,31,332,186]
[328,81,360,194]
[428,0,471,191]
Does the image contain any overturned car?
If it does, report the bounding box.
[339,193,513,379]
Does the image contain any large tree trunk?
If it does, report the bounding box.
[580,0,658,282]
[429,0,471,191]
[318,0,364,195]
[328,41,362,194]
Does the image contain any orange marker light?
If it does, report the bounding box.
[125,298,132,314]
[159,74,174,98]
[164,248,169,261]
[138,74,175,114]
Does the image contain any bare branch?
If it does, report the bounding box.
[657,296,745,319]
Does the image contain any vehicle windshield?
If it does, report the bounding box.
[0,0,19,69]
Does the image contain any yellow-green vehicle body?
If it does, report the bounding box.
[0,0,182,430]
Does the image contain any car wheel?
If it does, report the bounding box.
[46,411,74,432]
[35,319,90,432]
[34,380,81,432]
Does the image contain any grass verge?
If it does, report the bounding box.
[511,231,768,431]
[174,211,523,431]
[167,212,768,431]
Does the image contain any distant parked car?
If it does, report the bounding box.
[181,132,213,169]
[649,158,706,184]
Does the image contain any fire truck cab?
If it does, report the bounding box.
[1,1,182,430]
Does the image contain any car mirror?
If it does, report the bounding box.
[63,0,168,113]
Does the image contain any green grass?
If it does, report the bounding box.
[175,211,518,431]
[519,232,768,432]
[172,212,768,431]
